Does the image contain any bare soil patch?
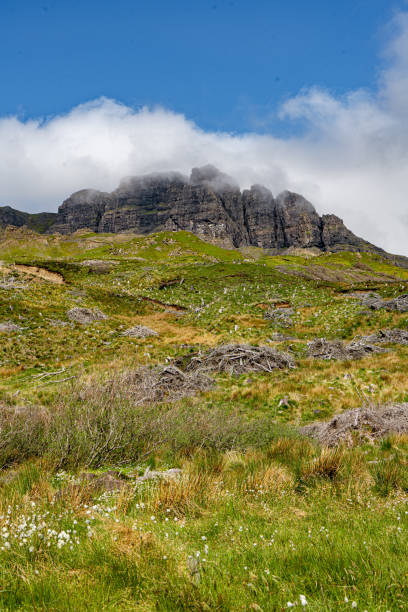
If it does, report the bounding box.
[14,264,64,284]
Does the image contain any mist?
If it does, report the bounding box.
[1,12,408,254]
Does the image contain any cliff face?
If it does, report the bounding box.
[36,164,381,254]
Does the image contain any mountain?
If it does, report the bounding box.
[0,205,57,233]
[0,165,394,258]
[45,164,381,255]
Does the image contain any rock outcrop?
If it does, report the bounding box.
[0,165,388,255]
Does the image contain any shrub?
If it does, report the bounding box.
[0,373,299,469]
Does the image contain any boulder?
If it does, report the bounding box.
[67,307,107,324]
[122,325,159,338]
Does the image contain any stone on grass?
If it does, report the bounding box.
[79,260,118,274]
[67,307,107,324]
[0,321,22,333]
[353,292,408,313]
[135,467,182,483]
[264,307,294,327]
[122,325,159,338]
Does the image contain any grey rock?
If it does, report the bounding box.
[264,307,294,327]
[121,325,159,338]
[7,165,408,263]
[0,321,22,332]
[268,332,295,342]
[79,259,118,274]
[353,292,408,312]
[67,307,107,324]
[135,467,182,483]
[386,294,408,313]
[78,471,126,492]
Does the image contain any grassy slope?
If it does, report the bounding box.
[1,229,408,609]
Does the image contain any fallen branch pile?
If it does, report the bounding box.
[301,403,408,446]
[175,344,295,375]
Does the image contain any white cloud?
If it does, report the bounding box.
[1,12,408,254]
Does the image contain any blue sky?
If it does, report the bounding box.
[0,0,405,132]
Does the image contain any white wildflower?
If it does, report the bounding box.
[299,594,307,606]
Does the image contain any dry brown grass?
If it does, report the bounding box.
[387,432,408,446]
[110,524,158,557]
[230,314,268,328]
[245,349,408,416]
[13,264,64,284]
[267,437,315,464]
[0,365,24,377]
[230,381,273,401]
[242,464,294,493]
[147,473,221,516]
[122,312,221,346]
[301,447,346,481]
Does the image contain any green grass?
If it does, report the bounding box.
[1,444,408,610]
[2,228,408,609]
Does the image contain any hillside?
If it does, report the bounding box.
[1,227,408,609]
[0,205,57,233]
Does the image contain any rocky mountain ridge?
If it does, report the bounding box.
[0,165,389,256]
